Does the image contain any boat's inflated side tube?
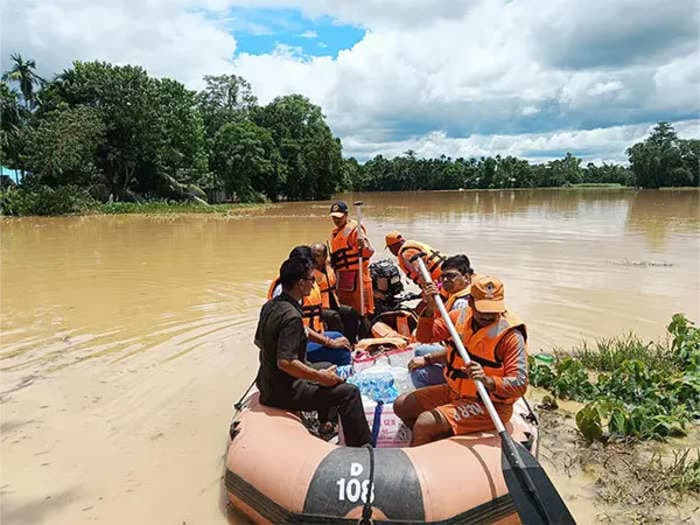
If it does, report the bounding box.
[225,394,534,524]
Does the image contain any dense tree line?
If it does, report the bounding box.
[1,55,344,207]
[1,54,697,215]
[344,124,698,191]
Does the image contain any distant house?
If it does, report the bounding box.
[0,165,22,186]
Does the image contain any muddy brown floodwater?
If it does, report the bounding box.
[1,189,698,524]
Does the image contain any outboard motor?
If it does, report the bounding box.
[370,259,404,303]
[370,259,420,333]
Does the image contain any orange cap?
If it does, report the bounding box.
[385,230,404,247]
[470,276,506,313]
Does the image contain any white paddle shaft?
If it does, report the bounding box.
[355,204,365,315]
[414,256,506,434]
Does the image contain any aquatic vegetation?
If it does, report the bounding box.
[93,200,268,215]
[0,184,97,215]
[530,314,700,442]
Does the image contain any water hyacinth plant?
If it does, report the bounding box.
[529,314,700,442]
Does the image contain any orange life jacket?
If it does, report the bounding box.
[397,240,445,284]
[444,308,527,405]
[395,313,412,339]
[330,219,374,314]
[330,220,364,273]
[314,266,337,309]
[444,286,471,311]
[266,277,323,333]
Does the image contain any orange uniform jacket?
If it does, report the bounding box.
[397,240,445,284]
[416,308,528,404]
[329,219,374,315]
[314,265,338,310]
[267,278,324,333]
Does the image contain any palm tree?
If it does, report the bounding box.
[2,53,45,109]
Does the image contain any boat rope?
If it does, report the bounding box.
[233,375,257,411]
[358,443,375,525]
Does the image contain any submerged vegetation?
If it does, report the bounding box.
[529,314,700,443]
[1,54,698,216]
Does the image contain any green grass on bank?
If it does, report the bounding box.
[569,183,624,188]
[0,184,275,216]
[93,200,271,215]
[529,313,700,443]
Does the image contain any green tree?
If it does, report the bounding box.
[342,157,362,190]
[0,82,27,170]
[678,139,699,187]
[197,74,257,138]
[253,94,343,200]
[494,155,533,188]
[211,119,279,202]
[584,162,633,185]
[627,122,691,188]
[24,105,104,187]
[139,77,209,201]
[2,54,45,109]
[479,157,497,188]
[43,61,208,201]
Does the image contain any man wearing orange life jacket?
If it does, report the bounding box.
[409,254,475,388]
[385,231,446,287]
[311,243,360,343]
[328,201,375,317]
[268,246,352,366]
[394,276,528,446]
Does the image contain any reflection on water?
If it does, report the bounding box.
[1,189,698,372]
[625,189,700,250]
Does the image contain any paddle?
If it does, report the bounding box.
[353,200,366,316]
[411,254,576,525]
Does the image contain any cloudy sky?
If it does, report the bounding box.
[3,0,699,163]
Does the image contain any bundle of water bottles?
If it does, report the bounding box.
[345,355,414,403]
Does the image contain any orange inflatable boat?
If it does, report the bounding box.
[224,393,539,524]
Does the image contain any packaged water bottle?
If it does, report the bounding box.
[336,364,353,380]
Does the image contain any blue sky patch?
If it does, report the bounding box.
[223,7,365,58]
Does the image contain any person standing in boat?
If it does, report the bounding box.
[255,256,372,447]
[394,276,528,446]
[328,201,374,327]
[311,242,360,343]
[408,254,475,388]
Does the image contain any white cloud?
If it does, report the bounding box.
[3,0,699,163]
[340,119,700,164]
[587,81,624,97]
[299,30,318,39]
[2,0,237,89]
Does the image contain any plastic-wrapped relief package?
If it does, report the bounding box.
[347,357,414,402]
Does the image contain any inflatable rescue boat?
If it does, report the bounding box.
[225,393,538,524]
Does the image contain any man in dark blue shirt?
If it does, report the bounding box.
[254,256,371,447]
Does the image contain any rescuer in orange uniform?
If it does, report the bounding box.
[328,201,375,319]
[394,276,528,446]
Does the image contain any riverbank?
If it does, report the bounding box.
[3,185,699,217]
[534,392,699,523]
[91,201,272,215]
[528,313,699,522]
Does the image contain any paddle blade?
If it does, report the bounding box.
[501,434,576,525]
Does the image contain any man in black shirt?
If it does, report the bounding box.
[255,256,372,447]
